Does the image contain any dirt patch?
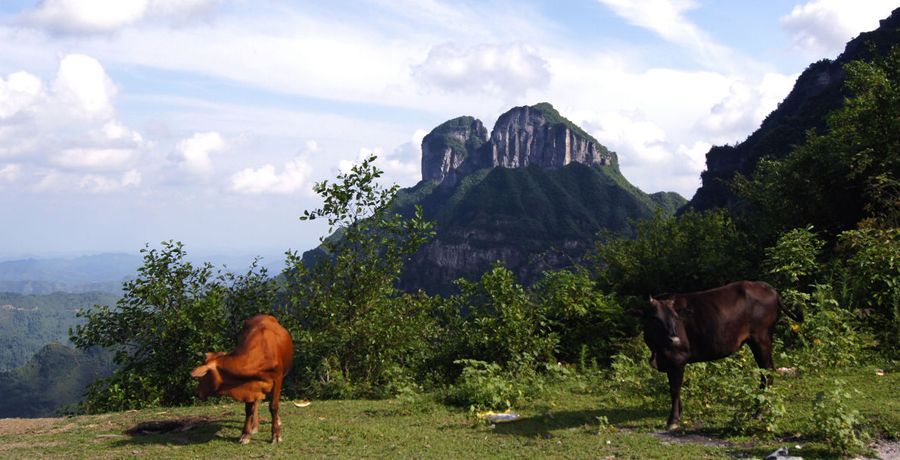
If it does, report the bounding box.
[856,440,900,460]
[0,418,65,436]
[125,416,221,435]
[652,430,733,448]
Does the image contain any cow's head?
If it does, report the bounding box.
[190,351,226,400]
[641,297,687,370]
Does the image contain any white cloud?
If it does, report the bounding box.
[0,164,22,184]
[52,54,117,120]
[334,128,426,188]
[229,141,315,195]
[122,169,142,187]
[0,54,146,193]
[102,120,144,143]
[176,131,227,176]
[19,0,222,34]
[229,158,311,195]
[413,43,551,97]
[582,111,710,196]
[781,0,898,57]
[0,71,44,120]
[698,72,798,144]
[595,0,735,68]
[51,148,138,171]
[32,167,142,193]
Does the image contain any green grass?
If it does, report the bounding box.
[2,366,895,459]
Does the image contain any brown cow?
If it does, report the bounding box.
[640,281,784,430]
[191,314,294,444]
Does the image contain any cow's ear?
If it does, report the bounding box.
[190,364,210,378]
[204,351,225,362]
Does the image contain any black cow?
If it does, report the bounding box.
[640,281,783,429]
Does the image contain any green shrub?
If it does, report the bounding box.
[452,264,557,373]
[812,380,870,454]
[444,359,523,411]
[607,339,667,404]
[791,285,865,370]
[533,267,629,366]
[836,226,900,357]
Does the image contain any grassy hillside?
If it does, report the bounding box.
[0,291,119,371]
[0,365,894,459]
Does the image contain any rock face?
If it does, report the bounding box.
[421,116,488,183]
[420,103,617,186]
[683,7,900,213]
[489,103,615,169]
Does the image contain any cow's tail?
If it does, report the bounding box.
[778,295,804,323]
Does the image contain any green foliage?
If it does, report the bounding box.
[812,380,870,454]
[836,226,900,355]
[607,341,667,404]
[452,264,556,373]
[443,359,522,411]
[594,210,754,295]
[761,226,825,330]
[532,267,628,366]
[790,285,865,370]
[70,241,277,412]
[286,154,436,397]
[682,351,786,436]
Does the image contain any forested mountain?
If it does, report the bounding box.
[0,343,114,418]
[683,7,900,213]
[307,103,685,293]
[0,291,119,371]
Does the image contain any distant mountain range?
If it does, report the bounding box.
[0,252,283,295]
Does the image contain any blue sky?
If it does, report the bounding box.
[0,0,897,259]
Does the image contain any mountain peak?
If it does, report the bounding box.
[421,103,617,186]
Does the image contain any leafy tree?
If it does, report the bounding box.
[70,241,277,412]
[593,210,755,296]
[284,154,436,397]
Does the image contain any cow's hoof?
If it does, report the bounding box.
[271,435,283,444]
[239,435,252,445]
[250,427,258,434]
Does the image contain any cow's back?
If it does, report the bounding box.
[236,315,293,376]
[677,281,780,361]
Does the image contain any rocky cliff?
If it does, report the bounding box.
[421,116,488,183]
[683,7,900,212]
[421,103,617,186]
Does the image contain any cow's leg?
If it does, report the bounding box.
[240,400,260,444]
[270,376,284,443]
[666,366,684,430]
[251,399,260,434]
[748,337,774,389]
